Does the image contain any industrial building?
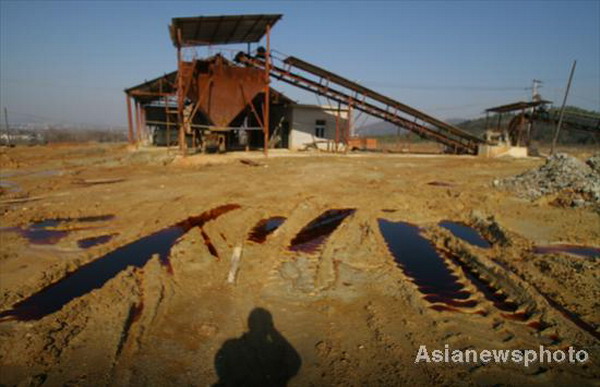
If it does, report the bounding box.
[125,66,349,152]
[124,13,492,156]
[124,14,350,154]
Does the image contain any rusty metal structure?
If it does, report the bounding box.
[485,100,599,146]
[125,14,281,154]
[125,65,293,151]
[235,52,484,154]
[125,13,487,155]
[169,14,281,155]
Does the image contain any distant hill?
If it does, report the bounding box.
[354,121,404,137]
[445,118,467,125]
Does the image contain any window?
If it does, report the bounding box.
[315,119,326,138]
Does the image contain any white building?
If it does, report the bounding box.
[287,104,349,151]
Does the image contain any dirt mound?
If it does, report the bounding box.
[494,153,600,208]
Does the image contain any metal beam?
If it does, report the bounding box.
[236,53,478,154]
[126,94,134,144]
[263,24,270,157]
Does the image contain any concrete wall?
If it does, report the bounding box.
[477,145,528,158]
[288,105,348,150]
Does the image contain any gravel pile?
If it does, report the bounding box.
[586,153,600,174]
[494,153,600,208]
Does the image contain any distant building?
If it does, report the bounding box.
[0,130,46,146]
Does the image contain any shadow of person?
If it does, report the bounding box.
[214,307,302,386]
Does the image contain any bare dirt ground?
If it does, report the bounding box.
[0,143,598,386]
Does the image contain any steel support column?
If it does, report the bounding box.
[141,106,147,144]
[335,102,340,153]
[126,94,134,144]
[176,28,187,155]
[263,24,271,157]
[346,101,352,154]
[134,101,141,145]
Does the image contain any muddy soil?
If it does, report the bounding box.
[0,143,599,386]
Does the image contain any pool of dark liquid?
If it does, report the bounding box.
[77,234,117,249]
[289,209,356,253]
[30,214,115,225]
[439,221,491,249]
[377,219,476,309]
[440,251,521,313]
[247,216,286,243]
[1,215,116,245]
[0,204,240,321]
[537,287,600,341]
[0,180,22,193]
[533,244,599,259]
[427,181,454,187]
[200,229,219,258]
[116,301,144,356]
[16,225,70,245]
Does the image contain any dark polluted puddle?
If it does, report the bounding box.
[377,219,476,309]
[74,215,115,223]
[533,244,599,259]
[527,320,551,331]
[0,180,22,193]
[77,234,118,249]
[439,221,492,249]
[289,209,356,253]
[429,304,487,316]
[536,287,600,341]
[0,204,240,322]
[29,214,115,225]
[247,216,286,243]
[200,229,219,258]
[116,301,144,356]
[439,247,560,336]
[427,181,454,187]
[1,215,115,245]
[441,251,520,313]
[6,226,70,245]
[501,311,531,322]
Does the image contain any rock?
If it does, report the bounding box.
[586,153,600,174]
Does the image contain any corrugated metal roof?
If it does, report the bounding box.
[486,100,551,113]
[125,71,177,104]
[169,14,282,47]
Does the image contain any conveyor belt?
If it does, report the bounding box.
[236,52,484,154]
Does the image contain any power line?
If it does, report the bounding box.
[359,82,525,91]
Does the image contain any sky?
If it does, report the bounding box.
[1,0,599,128]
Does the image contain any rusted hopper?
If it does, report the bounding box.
[186,55,267,128]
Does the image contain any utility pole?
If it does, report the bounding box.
[526,79,543,145]
[551,60,577,155]
[531,79,543,101]
[3,107,10,146]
